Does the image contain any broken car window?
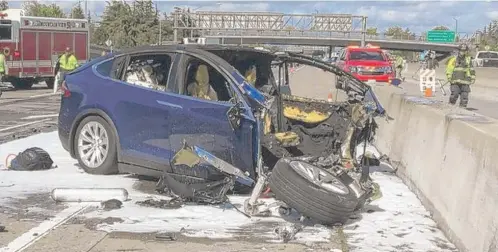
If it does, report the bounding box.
[124,54,172,92]
[183,58,232,102]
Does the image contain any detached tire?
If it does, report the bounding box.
[269,158,358,225]
[74,116,118,175]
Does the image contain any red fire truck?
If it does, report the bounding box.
[0,9,89,89]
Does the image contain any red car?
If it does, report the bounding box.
[336,46,395,83]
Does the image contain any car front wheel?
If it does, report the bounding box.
[74,116,118,175]
[269,158,359,225]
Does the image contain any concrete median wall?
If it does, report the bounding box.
[371,84,498,252]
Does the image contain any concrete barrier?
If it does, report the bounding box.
[370,84,498,252]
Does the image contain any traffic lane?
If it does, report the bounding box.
[289,67,457,251]
[398,78,498,120]
[288,66,349,102]
[404,63,498,102]
[405,63,498,88]
[0,82,53,104]
[0,95,60,144]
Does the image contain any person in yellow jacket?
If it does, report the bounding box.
[394,55,404,80]
[0,48,7,96]
[446,44,476,108]
[55,47,79,93]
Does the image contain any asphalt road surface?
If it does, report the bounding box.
[403,63,498,119]
[0,83,59,144]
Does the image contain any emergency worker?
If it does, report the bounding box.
[57,47,79,81]
[446,44,476,108]
[0,48,6,97]
[394,55,404,79]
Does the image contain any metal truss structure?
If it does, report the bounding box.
[169,9,473,47]
[172,10,363,34]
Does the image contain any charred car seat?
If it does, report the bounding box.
[187,64,219,101]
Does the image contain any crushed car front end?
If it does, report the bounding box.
[158,48,386,225]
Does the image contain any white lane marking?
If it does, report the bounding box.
[0,204,90,252]
[29,93,57,98]
[0,119,52,133]
[21,114,59,120]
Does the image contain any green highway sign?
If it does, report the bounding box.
[427,30,456,43]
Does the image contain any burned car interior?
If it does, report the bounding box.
[116,45,387,225]
[123,54,172,92]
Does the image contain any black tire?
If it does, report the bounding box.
[46,78,55,89]
[12,79,34,90]
[269,158,358,225]
[73,116,118,175]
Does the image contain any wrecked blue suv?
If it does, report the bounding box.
[58,45,385,225]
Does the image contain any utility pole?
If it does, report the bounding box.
[453,17,459,42]
[173,8,178,43]
[156,2,161,45]
[361,16,367,47]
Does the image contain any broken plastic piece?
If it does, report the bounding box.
[50,188,129,202]
[274,224,303,243]
[156,232,177,241]
[274,132,300,147]
[192,145,255,186]
[136,198,183,209]
[101,199,123,210]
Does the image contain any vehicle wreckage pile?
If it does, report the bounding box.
[155,91,383,225]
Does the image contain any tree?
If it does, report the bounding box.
[93,0,172,48]
[384,26,415,40]
[432,25,450,31]
[71,3,85,19]
[0,1,8,11]
[366,27,378,36]
[93,0,134,48]
[22,1,65,18]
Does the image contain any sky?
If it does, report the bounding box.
[7,0,498,35]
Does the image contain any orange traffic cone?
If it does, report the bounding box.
[327,91,333,102]
[424,87,433,97]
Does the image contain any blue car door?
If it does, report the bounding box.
[108,52,180,173]
[165,53,257,178]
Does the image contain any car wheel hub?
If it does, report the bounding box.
[289,161,349,195]
[77,121,109,168]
